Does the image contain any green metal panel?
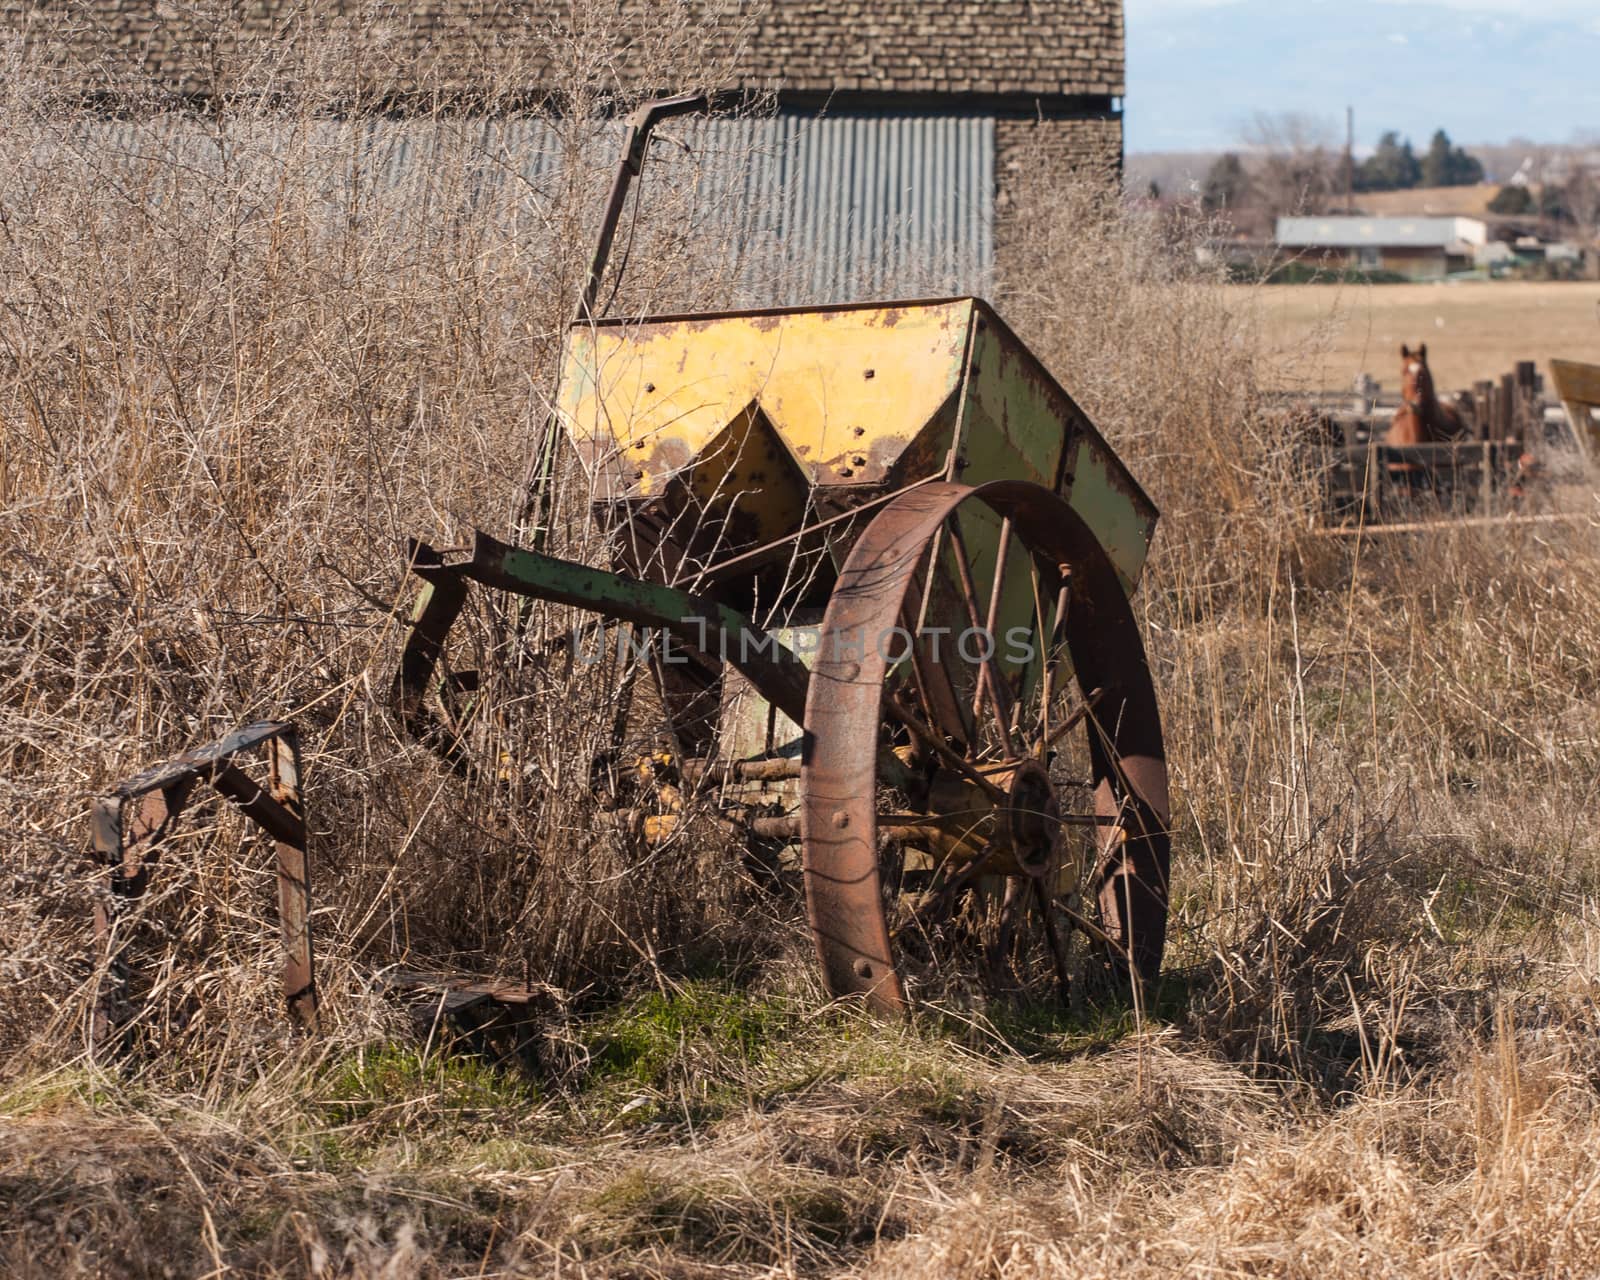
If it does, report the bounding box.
[956,303,1158,593]
[1057,430,1158,594]
[955,313,1068,490]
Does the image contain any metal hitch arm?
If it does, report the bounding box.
[518,92,710,552]
[396,530,812,733]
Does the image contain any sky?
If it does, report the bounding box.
[1125,0,1600,153]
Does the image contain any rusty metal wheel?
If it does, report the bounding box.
[800,480,1170,1015]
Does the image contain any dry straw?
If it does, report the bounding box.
[4,5,1600,1275]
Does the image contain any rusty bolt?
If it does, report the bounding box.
[832,809,850,830]
[852,958,874,979]
[853,426,866,437]
[852,455,867,468]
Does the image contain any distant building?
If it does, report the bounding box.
[1474,237,1588,278]
[1275,216,1488,281]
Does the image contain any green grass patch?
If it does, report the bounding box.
[582,981,795,1090]
[0,1068,114,1118]
[569,982,799,1128]
[978,993,1156,1057]
[316,1042,537,1130]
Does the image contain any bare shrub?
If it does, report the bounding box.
[0,2,787,1078]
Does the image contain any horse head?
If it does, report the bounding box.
[1399,343,1434,415]
[1395,343,1464,443]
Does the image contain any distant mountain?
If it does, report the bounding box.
[1127,0,1600,154]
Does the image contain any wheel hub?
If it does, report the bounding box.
[1002,758,1060,873]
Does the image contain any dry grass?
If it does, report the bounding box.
[5,9,1600,1277]
[1246,279,1600,392]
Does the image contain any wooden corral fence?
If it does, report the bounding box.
[1277,361,1580,527]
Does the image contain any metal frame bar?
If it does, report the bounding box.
[90,721,316,1051]
[395,531,813,738]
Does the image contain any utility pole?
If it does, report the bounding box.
[1346,106,1355,213]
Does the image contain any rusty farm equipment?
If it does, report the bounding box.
[392,97,1171,1016]
[1299,358,1597,533]
[85,96,1171,1040]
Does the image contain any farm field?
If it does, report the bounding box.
[8,22,1600,1277]
[1241,280,1600,392]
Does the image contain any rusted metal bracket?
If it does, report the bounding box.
[90,721,317,1050]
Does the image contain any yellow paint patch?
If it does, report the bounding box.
[558,301,973,496]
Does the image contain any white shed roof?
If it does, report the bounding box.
[1276,215,1488,249]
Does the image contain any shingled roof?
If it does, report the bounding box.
[741,1,1123,97]
[6,1,1123,101]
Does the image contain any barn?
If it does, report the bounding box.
[5,1,1124,303]
[1275,215,1488,282]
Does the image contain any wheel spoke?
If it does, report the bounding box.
[1037,686,1105,758]
[944,513,1019,757]
[1032,877,1073,1002]
[982,518,1014,702]
[987,878,1026,988]
[1035,573,1073,751]
[1058,899,1127,961]
[900,563,974,747]
[900,845,1003,935]
[884,690,1006,803]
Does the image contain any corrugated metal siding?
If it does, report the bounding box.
[684,113,995,303]
[26,111,995,306]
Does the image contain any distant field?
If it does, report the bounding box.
[1239,280,1600,393]
[1343,184,1503,217]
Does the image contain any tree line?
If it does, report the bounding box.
[1200,120,1484,219]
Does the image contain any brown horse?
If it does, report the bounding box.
[1390,343,1466,445]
